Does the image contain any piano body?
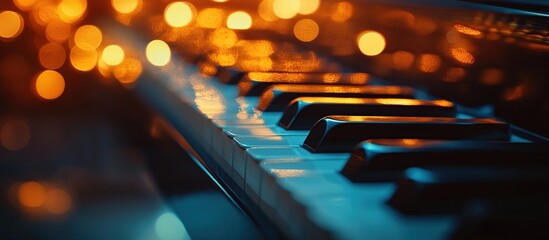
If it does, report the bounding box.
[1,0,549,239]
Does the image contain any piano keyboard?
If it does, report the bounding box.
[97,0,549,239]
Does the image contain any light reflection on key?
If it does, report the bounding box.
[303,116,509,152]
[258,84,415,111]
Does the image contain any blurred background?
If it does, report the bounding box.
[0,0,263,239]
[1,0,548,238]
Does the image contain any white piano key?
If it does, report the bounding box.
[244,147,349,204]
[258,159,348,234]
[226,135,307,188]
[222,128,309,189]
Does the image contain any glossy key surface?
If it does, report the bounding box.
[279,97,455,130]
[342,139,549,181]
[257,85,415,111]
[303,116,510,152]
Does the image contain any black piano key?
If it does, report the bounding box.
[342,139,549,182]
[388,167,549,214]
[279,97,455,130]
[303,116,509,153]
[257,85,415,111]
[238,72,370,96]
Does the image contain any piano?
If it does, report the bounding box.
[1,0,549,239]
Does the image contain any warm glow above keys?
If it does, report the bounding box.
[35,70,65,100]
[146,40,171,66]
[291,97,453,108]
[357,31,386,56]
[237,40,274,57]
[74,25,103,50]
[227,11,252,30]
[248,72,311,83]
[373,98,453,107]
[328,115,497,123]
[102,45,125,66]
[246,72,368,84]
[111,0,141,14]
[293,19,319,42]
[0,11,24,40]
[164,1,195,27]
[267,85,410,94]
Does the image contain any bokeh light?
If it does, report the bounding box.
[44,188,72,214]
[0,11,24,40]
[57,0,87,23]
[18,182,46,208]
[31,2,57,26]
[74,25,103,50]
[293,19,319,42]
[1,119,31,151]
[450,47,475,64]
[146,40,171,66]
[70,46,98,71]
[417,54,441,73]
[392,51,414,70]
[227,11,252,30]
[39,43,66,69]
[97,58,112,78]
[102,45,125,66]
[35,70,65,100]
[298,0,320,15]
[13,0,39,11]
[357,31,386,56]
[331,1,353,22]
[273,0,299,19]
[111,0,141,14]
[113,57,142,84]
[45,19,72,42]
[258,0,278,21]
[164,2,195,27]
